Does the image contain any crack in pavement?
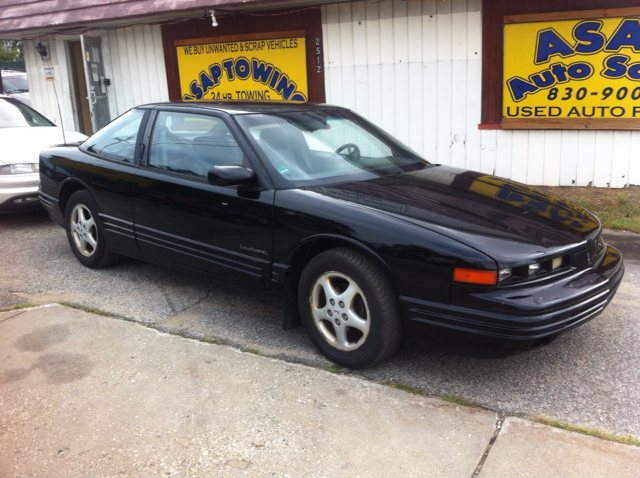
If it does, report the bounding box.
[470,411,506,478]
[0,309,27,323]
[165,286,220,317]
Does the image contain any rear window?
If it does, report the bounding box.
[0,98,53,127]
[3,76,29,93]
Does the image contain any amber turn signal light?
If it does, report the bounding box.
[453,268,498,285]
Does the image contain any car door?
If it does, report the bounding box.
[131,108,274,290]
[71,108,148,256]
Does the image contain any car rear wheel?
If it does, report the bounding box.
[298,247,402,369]
[65,190,120,269]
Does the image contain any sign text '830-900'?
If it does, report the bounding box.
[503,14,640,126]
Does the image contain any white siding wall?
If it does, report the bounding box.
[23,38,75,129]
[106,25,169,116]
[322,0,639,187]
[23,25,168,133]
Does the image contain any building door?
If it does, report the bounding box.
[81,36,110,132]
[68,41,92,135]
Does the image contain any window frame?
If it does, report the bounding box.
[140,106,273,190]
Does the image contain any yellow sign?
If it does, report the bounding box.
[504,16,640,119]
[177,35,308,102]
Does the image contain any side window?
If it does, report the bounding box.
[81,109,144,162]
[148,111,245,179]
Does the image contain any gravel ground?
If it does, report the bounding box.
[1,210,639,438]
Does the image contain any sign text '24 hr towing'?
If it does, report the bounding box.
[178,37,308,102]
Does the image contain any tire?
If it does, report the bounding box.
[298,247,402,369]
[65,190,120,269]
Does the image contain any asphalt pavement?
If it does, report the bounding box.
[0,210,639,444]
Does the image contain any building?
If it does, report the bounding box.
[1,0,638,187]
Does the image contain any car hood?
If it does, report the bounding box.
[0,127,86,166]
[306,166,600,264]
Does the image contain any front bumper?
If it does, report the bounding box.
[401,244,624,357]
[0,173,41,213]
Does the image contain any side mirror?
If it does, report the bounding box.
[207,165,253,187]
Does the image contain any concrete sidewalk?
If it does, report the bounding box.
[0,305,639,477]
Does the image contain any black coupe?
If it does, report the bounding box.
[39,102,624,368]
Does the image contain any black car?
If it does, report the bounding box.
[39,102,624,368]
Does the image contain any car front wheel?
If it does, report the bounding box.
[65,190,120,269]
[298,247,402,369]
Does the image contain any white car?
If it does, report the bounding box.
[0,95,87,213]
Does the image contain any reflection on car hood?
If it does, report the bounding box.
[0,127,86,165]
[307,166,600,252]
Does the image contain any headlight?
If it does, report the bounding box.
[0,163,39,175]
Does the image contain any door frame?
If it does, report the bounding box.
[61,31,118,134]
[80,34,112,132]
[68,40,92,135]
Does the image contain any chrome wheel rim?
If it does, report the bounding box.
[309,271,370,351]
[70,203,97,257]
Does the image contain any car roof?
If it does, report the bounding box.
[1,69,26,77]
[136,101,350,115]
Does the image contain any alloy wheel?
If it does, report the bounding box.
[70,203,98,257]
[309,271,371,351]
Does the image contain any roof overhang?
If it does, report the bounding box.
[0,0,342,40]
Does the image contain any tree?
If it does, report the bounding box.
[0,41,23,62]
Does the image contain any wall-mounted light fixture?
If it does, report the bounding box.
[35,42,49,60]
[209,10,218,27]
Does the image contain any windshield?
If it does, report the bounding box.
[234,110,431,188]
[3,76,29,93]
[0,97,54,127]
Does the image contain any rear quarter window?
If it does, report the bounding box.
[80,109,145,162]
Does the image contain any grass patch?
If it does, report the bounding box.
[541,185,640,233]
[200,338,219,345]
[0,302,37,313]
[441,393,477,408]
[59,301,116,318]
[240,347,260,355]
[322,365,344,373]
[384,383,477,408]
[386,381,422,394]
[534,417,640,447]
[617,195,630,205]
